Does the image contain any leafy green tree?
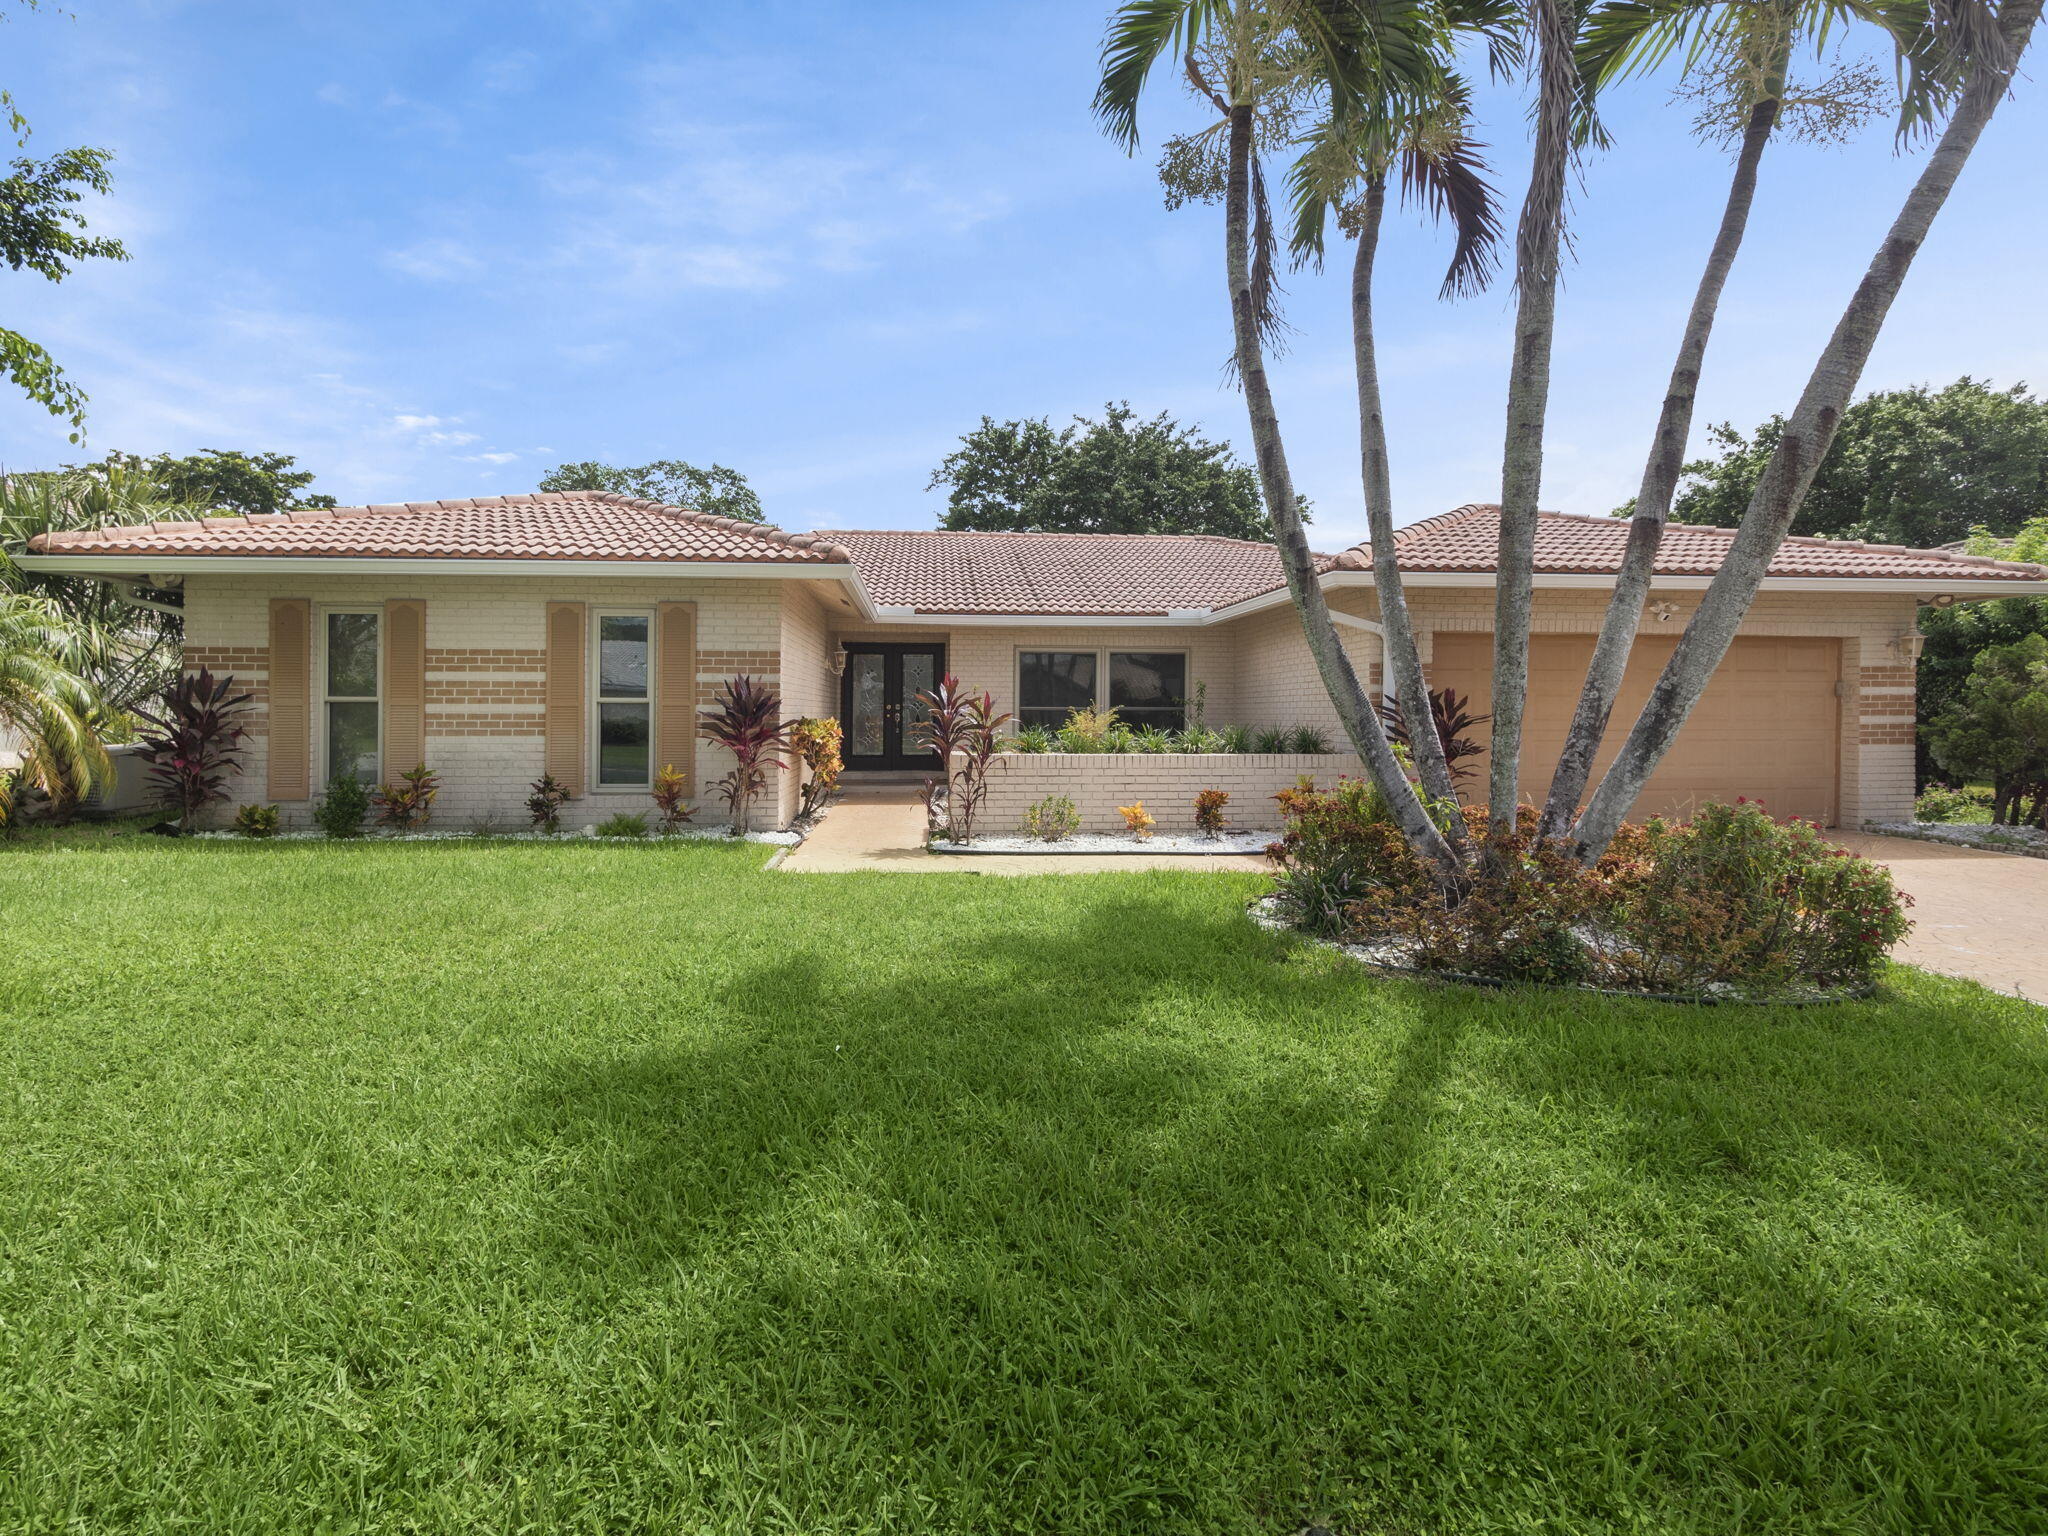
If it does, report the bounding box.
[1919,515,2048,782]
[0,589,108,824]
[929,402,1298,539]
[1,145,129,439]
[82,450,334,518]
[537,460,764,523]
[1627,378,2048,546]
[1923,632,2048,825]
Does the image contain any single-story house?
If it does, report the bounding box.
[23,493,2048,830]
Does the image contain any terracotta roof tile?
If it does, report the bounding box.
[1334,503,2048,584]
[817,529,1299,616]
[26,492,850,565]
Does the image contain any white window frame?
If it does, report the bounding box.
[589,607,656,792]
[316,605,383,790]
[1014,647,1192,729]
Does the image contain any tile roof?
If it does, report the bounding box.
[25,492,851,564]
[817,529,1297,616]
[1326,503,2048,584]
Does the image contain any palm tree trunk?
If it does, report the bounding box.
[1222,102,1463,878]
[1489,0,1576,831]
[1351,175,1467,829]
[1572,0,2043,859]
[1538,42,1788,843]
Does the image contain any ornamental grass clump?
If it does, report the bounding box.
[699,675,792,836]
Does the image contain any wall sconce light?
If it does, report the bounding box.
[830,648,849,677]
[1891,631,1927,663]
[1647,600,1679,624]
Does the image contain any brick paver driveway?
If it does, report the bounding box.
[1834,832,2048,1001]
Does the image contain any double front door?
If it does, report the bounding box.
[840,644,945,771]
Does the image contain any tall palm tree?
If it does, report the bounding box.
[1287,67,1508,826]
[1572,0,2042,856]
[0,589,108,824]
[1537,0,1957,841]
[1097,0,1471,876]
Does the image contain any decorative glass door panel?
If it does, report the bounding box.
[839,645,945,770]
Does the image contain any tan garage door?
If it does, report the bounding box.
[1429,633,1842,826]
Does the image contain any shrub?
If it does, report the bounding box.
[314,774,371,839]
[1023,794,1081,842]
[1175,725,1228,753]
[232,803,280,838]
[373,765,439,832]
[1055,707,1118,753]
[1253,727,1289,754]
[1194,788,1230,836]
[1103,723,1137,754]
[1585,801,1912,998]
[1377,687,1490,786]
[1132,725,1175,754]
[916,675,1012,844]
[1924,633,2048,828]
[595,811,649,839]
[1009,725,1054,754]
[652,763,694,834]
[789,717,843,821]
[1117,800,1155,840]
[1269,775,1419,936]
[1218,724,1253,754]
[132,668,253,833]
[526,772,570,834]
[1913,784,1990,823]
[1285,724,1332,754]
[699,675,792,835]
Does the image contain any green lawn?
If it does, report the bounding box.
[2,832,2045,1535]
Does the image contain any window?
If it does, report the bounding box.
[1109,652,1188,732]
[323,610,381,785]
[595,612,651,786]
[1016,649,1189,731]
[1018,651,1097,729]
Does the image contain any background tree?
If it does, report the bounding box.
[928,402,1300,538]
[0,588,107,824]
[1919,514,2048,782]
[1635,376,2048,545]
[66,449,334,518]
[1922,632,2048,825]
[537,460,765,522]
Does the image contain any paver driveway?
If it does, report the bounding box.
[1835,832,2048,1001]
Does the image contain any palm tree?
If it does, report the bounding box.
[0,589,108,825]
[1097,0,1470,876]
[1537,0,1958,841]
[1287,60,1509,827]
[1572,0,2043,857]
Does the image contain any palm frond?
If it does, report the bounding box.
[1097,0,1221,150]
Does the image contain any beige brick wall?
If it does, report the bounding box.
[181,572,802,829]
[969,752,1361,835]
[1221,588,1383,733]
[777,582,839,826]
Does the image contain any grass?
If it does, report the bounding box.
[2,829,2045,1534]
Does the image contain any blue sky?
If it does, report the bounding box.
[5,0,2045,549]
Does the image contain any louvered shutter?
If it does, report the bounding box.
[267,598,312,800]
[382,599,427,783]
[654,601,697,796]
[544,602,586,796]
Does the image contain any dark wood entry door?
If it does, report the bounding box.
[840,645,945,771]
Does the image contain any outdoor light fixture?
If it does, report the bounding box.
[1647,600,1679,623]
[830,648,849,677]
[1892,630,1927,663]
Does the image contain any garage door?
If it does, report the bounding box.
[1429,633,1841,826]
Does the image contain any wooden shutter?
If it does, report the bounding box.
[267,598,312,801]
[544,602,586,797]
[654,601,697,794]
[382,599,427,783]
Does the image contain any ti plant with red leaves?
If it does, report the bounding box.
[1378,687,1490,790]
[133,667,253,833]
[374,765,440,831]
[914,673,1013,844]
[699,674,792,835]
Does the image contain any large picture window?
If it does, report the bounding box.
[323,610,380,785]
[595,612,652,786]
[1017,649,1189,731]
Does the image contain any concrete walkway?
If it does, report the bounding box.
[781,787,1272,876]
[1835,832,2048,1001]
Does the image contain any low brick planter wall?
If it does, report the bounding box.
[959,752,1364,835]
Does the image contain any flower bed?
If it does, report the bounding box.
[194,824,804,846]
[930,829,1274,856]
[1867,820,2048,859]
[967,750,1361,836]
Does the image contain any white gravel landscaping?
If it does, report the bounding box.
[1868,820,2048,858]
[930,829,1275,856]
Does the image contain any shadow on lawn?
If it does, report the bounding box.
[500,890,2048,1532]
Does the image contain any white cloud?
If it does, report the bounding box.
[315,82,351,107]
[460,450,520,465]
[383,238,483,282]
